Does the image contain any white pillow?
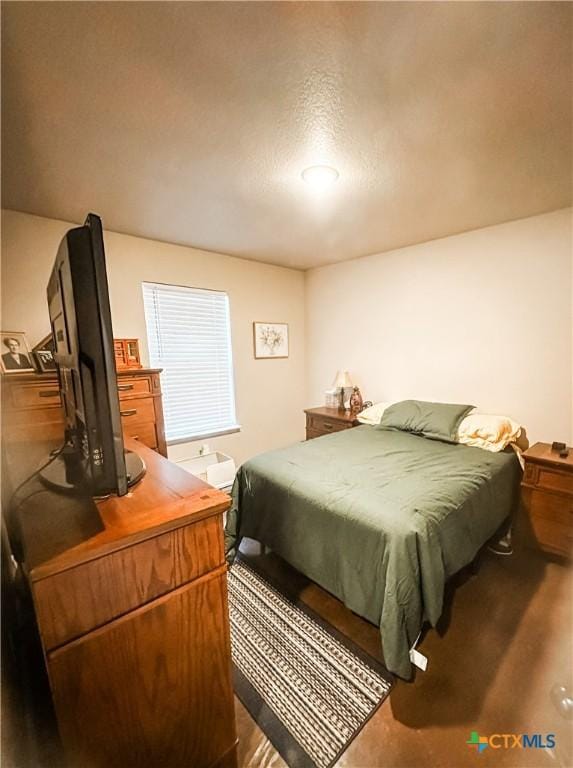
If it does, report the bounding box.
[457,412,522,452]
[357,401,393,426]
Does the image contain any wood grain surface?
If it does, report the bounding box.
[48,570,237,767]
[34,515,224,649]
[19,438,230,580]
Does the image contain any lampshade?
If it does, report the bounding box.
[333,370,352,389]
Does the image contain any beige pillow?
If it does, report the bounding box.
[457,412,522,452]
[357,401,393,426]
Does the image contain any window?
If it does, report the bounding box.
[142,282,238,444]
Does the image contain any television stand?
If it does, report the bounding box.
[124,448,146,487]
[40,447,146,494]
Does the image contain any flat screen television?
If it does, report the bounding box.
[44,213,145,496]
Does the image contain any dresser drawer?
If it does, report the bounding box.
[4,400,64,448]
[3,371,166,458]
[11,382,62,409]
[5,403,63,426]
[46,571,236,768]
[117,376,152,399]
[122,421,158,450]
[33,516,224,650]
[119,396,156,425]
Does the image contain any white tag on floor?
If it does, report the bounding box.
[409,648,428,671]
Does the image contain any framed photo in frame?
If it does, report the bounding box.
[1,331,36,374]
[32,333,57,372]
[253,322,289,359]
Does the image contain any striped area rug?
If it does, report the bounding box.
[228,559,393,768]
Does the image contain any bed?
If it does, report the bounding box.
[225,424,521,678]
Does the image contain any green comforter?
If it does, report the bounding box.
[225,426,520,678]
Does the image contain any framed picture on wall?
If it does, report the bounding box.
[1,331,36,373]
[253,322,289,359]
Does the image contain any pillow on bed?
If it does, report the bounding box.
[456,412,522,452]
[356,401,393,425]
[377,400,474,443]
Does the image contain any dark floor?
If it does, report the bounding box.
[235,539,572,768]
[3,536,571,768]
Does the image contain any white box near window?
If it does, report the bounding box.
[142,282,239,444]
[176,451,236,490]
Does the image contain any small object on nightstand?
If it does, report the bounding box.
[551,441,567,452]
[520,442,573,559]
[324,388,338,408]
[332,370,353,410]
[349,386,364,412]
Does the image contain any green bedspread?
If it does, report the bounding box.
[225,426,520,678]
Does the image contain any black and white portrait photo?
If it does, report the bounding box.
[1,332,35,373]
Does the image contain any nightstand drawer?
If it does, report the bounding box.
[524,487,573,525]
[521,442,573,560]
[529,516,573,559]
[538,467,573,496]
[316,419,348,434]
[523,464,573,496]
[307,415,352,433]
[304,407,359,440]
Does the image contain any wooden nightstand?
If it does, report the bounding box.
[304,407,360,440]
[521,442,573,559]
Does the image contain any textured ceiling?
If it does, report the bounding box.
[2,1,572,270]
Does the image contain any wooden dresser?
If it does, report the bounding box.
[304,406,360,440]
[15,438,238,768]
[2,368,167,457]
[521,442,573,559]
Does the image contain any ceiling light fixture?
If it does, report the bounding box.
[301,165,339,191]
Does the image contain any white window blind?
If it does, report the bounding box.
[142,282,238,444]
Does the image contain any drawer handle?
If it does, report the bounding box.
[118,384,134,391]
[39,390,60,398]
[323,422,334,430]
[120,408,137,417]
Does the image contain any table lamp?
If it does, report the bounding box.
[333,370,353,410]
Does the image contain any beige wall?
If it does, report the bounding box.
[3,208,572,460]
[1,210,306,465]
[306,209,573,445]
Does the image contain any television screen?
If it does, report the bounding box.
[45,214,144,496]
